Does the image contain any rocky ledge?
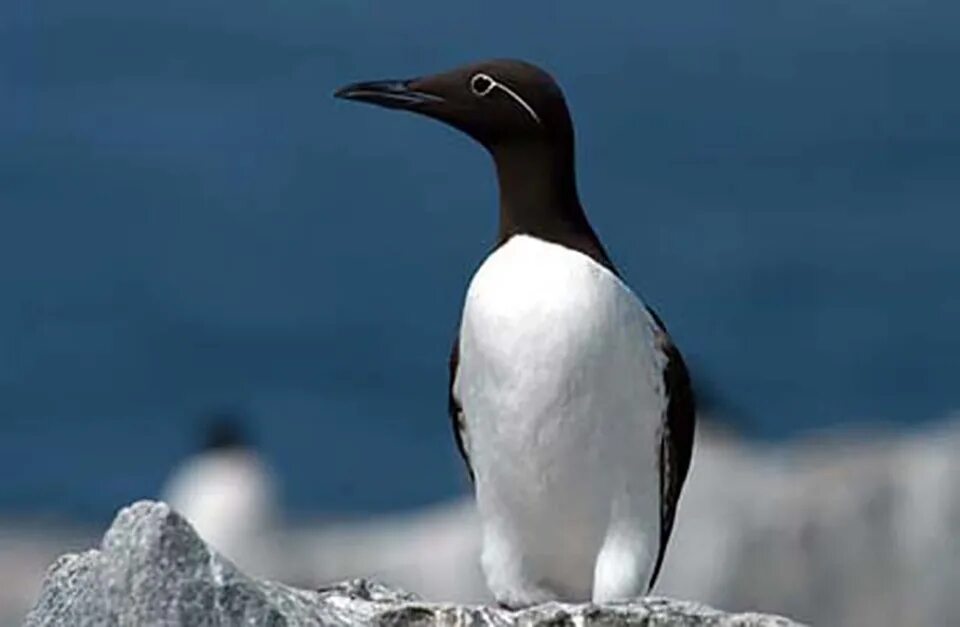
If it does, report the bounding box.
[25,501,803,626]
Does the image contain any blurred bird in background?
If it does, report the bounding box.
[161,411,279,573]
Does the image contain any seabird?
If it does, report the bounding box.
[161,412,278,568]
[335,59,695,607]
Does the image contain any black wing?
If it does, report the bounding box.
[448,334,474,482]
[645,307,696,592]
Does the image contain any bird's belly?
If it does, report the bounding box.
[455,236,666,588]
[460,310,654,536]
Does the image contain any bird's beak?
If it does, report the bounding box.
[333,78,445,111]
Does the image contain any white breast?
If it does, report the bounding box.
[161,449,277,568]
[455,234,667,602]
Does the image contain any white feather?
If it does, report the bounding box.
[161,448,277,567]
[455,234,667,605]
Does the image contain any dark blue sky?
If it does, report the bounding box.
[1,0,958,519]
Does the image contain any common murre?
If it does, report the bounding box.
[161,412,278,569]
[335,59,695,607]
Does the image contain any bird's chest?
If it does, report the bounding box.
[455,235,667,547]
[456,236,660,458]
[461,238,612,373]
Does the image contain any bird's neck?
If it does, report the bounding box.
[491,140,615,271]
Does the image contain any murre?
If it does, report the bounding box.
[335,58,695,607]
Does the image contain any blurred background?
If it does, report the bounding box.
[1,0,958,624]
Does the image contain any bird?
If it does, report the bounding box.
[161,411,278,569]
[335,59,695,607]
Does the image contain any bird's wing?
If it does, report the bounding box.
[645,306,696,592]
[448,334,474,482]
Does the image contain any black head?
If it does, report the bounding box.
[334,59,573,150]
[335,59,615,272]
[200,410,250,452]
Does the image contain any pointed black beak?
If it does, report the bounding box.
[333,79,445,110]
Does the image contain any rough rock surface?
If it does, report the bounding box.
[25,501,802,626]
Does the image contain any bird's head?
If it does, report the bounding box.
[334,59,573,151]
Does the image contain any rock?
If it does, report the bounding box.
[25,501,803,627]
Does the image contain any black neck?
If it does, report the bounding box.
[490,139,616,273]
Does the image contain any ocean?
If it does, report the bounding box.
[1,0,958,520]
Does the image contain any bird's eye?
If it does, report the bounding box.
[469,73,495,97]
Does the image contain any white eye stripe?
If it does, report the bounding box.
[494,80,542,125]
[469,72,542,125]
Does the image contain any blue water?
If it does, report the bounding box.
[1,0,958,521]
